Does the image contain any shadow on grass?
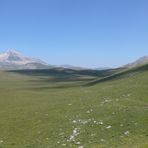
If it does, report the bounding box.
[7,68,120,89]
[7,68,119,78]
[7,67,128,89]
[85,64,148,86]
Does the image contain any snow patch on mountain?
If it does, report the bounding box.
[0,49,46,65]
[0,49,49,70]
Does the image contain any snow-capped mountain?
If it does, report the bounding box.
[0,49,49,70]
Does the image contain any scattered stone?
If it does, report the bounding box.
[124,131,129,135]
[106,125,112,129]
[86,110,90,114]
[62,143,66,146]
[78,146,84,148]
[104,99,111,103]
[100,139,105,142]
[69,128,79,141]
[86,109,93,114]
[90,109,93,112]
[127,94,131,97]
[91,133,96,136]
[120,124,123,127]
[98,121,103,125]
[73,120,77,123]
[94,121,97,124]
[59,132,64,136]
[76,141,81,145]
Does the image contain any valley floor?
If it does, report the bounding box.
[0,68,147,148]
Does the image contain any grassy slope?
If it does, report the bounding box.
[0,66,147,148]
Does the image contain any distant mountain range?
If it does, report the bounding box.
[0,49,147,70]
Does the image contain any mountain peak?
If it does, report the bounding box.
[0,49,48,69]
[6,49,22,55]
[5,49,24,58]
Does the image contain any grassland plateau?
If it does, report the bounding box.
[0,66,147,148]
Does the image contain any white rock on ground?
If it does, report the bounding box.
[106,125,112,129]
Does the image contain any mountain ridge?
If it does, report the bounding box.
[124,56,148,68]
[1,49,148,70]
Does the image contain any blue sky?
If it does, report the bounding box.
[0,0,148,68]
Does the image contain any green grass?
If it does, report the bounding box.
[0,66,147,148]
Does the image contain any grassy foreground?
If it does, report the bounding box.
[0,67,147,148]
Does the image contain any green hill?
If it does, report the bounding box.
[0,66,147,148]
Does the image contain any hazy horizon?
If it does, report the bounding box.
[0,0,148,68]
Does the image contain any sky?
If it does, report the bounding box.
[0,0,148,68]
